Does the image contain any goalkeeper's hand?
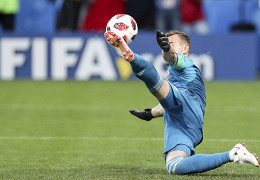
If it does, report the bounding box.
[129,109,154,121]
[156,30,170,52]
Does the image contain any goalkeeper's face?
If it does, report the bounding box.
[168,35,190,57]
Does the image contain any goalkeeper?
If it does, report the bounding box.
[104,30,259,175]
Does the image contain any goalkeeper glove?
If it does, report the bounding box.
[156,30,170,52]
[129,109,154,121]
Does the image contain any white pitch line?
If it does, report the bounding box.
[0,104,114,110]
[0,104,125,111]
[0,136,259,143]
[205,138,260,143]
[0,136,163,141]
[0,104,259,112]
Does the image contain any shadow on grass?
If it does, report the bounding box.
[1,164,260,179]
[94,165,260,179]
[87,165,260,179]
[189,173,260,178]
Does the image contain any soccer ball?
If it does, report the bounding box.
[106,14,138,45]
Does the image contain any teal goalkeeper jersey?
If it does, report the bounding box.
[163,53,206,155]
[168,53,206,112]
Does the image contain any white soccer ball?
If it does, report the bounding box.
[106,14,138,45]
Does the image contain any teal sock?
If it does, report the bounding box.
[130,53,163,93]
[166,152,231,175]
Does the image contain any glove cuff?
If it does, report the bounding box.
[144,109,154,119]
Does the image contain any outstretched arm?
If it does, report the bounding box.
[156,30,177,64]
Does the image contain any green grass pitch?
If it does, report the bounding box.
[0,80,259,179]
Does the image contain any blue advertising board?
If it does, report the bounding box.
[0,32,258,81]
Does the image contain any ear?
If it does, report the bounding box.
[183,44,189,55]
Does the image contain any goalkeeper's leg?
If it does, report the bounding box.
[104,31,173,102]
[166,152,231,175]
[166,143,259,175]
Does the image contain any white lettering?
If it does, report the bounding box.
[140,53,168,77]
[52,38,83,80]
[153,54,168,77]
[190,53,214,81]
[0,38,30,80]
[75,38,117,80]
[140,53,154,62]
[31,38,48,80]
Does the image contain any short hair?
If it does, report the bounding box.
[165,30,190,54]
